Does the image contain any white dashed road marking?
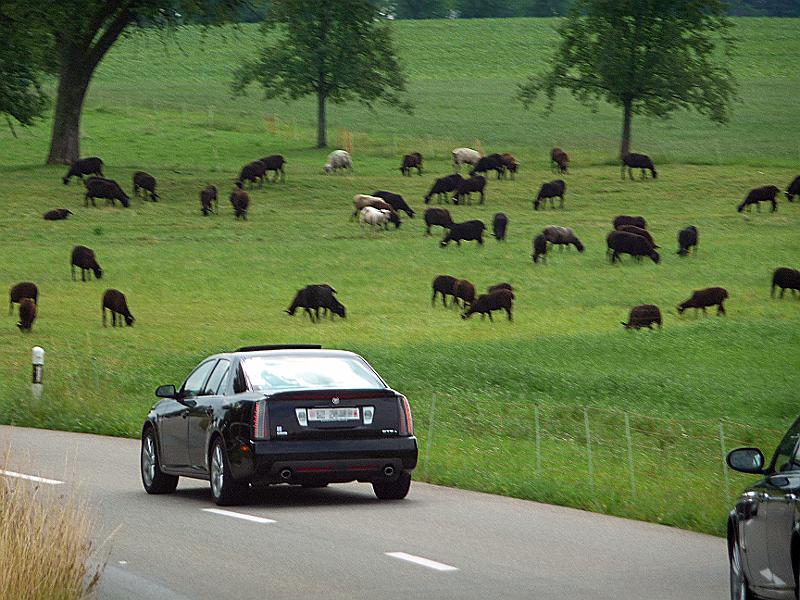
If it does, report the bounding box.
[201,508,276,524]
[385,552,458,572]
[0,469,64,485]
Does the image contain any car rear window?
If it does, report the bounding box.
[241,355,384,393]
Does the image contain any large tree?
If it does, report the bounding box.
[232,0,411,148]
[518,0,738,157]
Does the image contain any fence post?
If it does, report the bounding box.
[719,420,731,503]
[624,412,636,499]
[534,403,542,476]
[424,395,437,474]
[584,407,594,489]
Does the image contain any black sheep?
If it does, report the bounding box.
[43,208,73,220]
[621,153,657,180]
[102,289,135,327]
[238,160,267,188]
[200,185,218,216]
[772,267,800,298]
[9,282,38,315]
[488,283,513,294]
[453,175,486,205]
[499,154,518,179]
[63,157,104,184]
[543,226,584,252]
[230,183,250,220]
[372,190,415,218]
[469,154,505,179]
[286,285,345,322]
[431,275,458,307]
[738,185,780,213]
[492,213,508,241]
[453,279,476,308]
[534,180,566,210]
[424,208,453,235]
[424,174,464,204]
[17,298,36,332]
[132,171,159,201]
[462,290,514,321]
[618,225,658,248]
[71,245,103,281]
[84,177,130,208]
[678,287,728,316]
[607,231,660,264]
[622,305,662,330]
[550,148,569,174]
[677,226,698,257]
[786,176,800,202]
[532,233,548,263]
[613,215,647,230]
[441,220,486,247]
[400,152,423,176]
[258,155,287,183]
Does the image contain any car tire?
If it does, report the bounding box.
[209,438,248,506]
[141,427,178,494]
[730,538,756,600]
[372,471,411,500]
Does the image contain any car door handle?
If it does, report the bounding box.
[759,492,771,502]
[786,493,798,503]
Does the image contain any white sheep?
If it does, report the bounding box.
[452,147,481,171]
[360,206,392,230]
[323,150,353,175]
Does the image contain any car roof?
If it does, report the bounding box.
[207,348,365,361]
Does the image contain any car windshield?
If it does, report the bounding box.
[241,355,385,393]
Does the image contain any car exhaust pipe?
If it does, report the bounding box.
[279,468,293,481]
[383,465,395,478]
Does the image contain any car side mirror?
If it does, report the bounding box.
[155,384,177,399]
[727,448,766,474]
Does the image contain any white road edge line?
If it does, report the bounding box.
[201,508,275,524]
[0,469,64,485]
[385,552,458,572]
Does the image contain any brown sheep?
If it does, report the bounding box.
[432,275,458,307]
[453,279,476,309]
[400,152,423,176]
[44,208,73,220]
[132,171,158,201]
[622,305,662,330]
[200,185,218,216]
[617,225,658,248]
[462,290,514,321]
[102,289,135,327]
[71,246,102,281]
[9,282,38,315]
[550,148,569,174]
[230,183,250,220]
[17,298,36,332]
[677,287,729,316]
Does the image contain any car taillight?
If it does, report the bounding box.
[398,395,413,436]
[253,399,268,440]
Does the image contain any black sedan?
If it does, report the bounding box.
[727,416,800,599]
[140,345,418,505]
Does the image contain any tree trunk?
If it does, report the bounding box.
[619,97,633,159]
[316,90,327,148]
[47,55,92,165]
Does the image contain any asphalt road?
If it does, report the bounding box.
[0,425,727,599]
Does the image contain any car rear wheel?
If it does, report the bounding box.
[141,428,178,494]
[209,439,248,506]
[730,538,755,600]
[372,471,411,500]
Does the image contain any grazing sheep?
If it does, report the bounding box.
[286,285,345,322]
[606,231,660,264]
[551,148,569,174]
[323,150,353,175]
[772,267,800,298]
[62,156,104,184]
[677,226,699,257]
[499,153,519,179]
[492,212,508,241]
[532,233,548,263]
[677,287,729,316]
[238,160,267,188]
[360,206,394,230]
[469,154,505,179]
[102,289,135,327]
[488,283,513,294]
[424,208,454,235]
[432,275,458,307]
[786,176,800,202]
[462,289,514,321]
[452,147,481,171]
[9,282,38,315]
[258,155,287,183]
[71,245,102,281]
[737,185,780,213]
[400,152,423,176]
[534,180,566,210]
[230,183,250,220]
[43,208,72,220]
[372,190,415,218]
[453,279,476,308]
[200,185,218,216]
[352,195,401,228]
[440,220,486,248]
[618,225,658,248]
[84,177,130,208]
[424,174,464,204]
[132,171,158,201]
[17,298,36,332]
[613,215,647,230]
[621,153,657,180]
[453,175,486,205]
[543,226,585,252]
[622,305,662,330]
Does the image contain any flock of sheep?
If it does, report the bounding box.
[5,147,800,332]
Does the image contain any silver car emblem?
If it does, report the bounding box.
[332,397,340,405]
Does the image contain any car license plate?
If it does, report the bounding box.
[307,407,360,422]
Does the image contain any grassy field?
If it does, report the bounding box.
[0,18,799,536]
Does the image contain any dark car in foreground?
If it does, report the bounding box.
[140,345,417,505]
[727,417,800,599]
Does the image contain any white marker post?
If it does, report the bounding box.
[31,346,44,402]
